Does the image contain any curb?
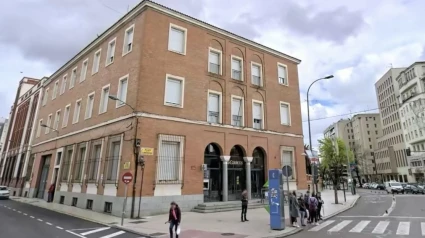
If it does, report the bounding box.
[265,227,303,238]
[322,195,361,220]
[110,225,153,237]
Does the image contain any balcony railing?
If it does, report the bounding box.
[104,156,120,185]
[208,111,219,123]
[209,63,220,75]
[87,158,101,183]
[232,115,242,126]
[232,70,241,80]
[252,75,261,86]
[156,157,183,184]
[253,119,262,129]
[278,77,286,84]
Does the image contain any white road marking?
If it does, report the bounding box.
[383,196,396,217]
[338,215,425,219]
[421,222,425,236]
[328,220,352,232]
[12,209,15,211]
[56,226,64,230]
[309,220,335,232]
[37,219,43,222]
[23,213,27,216]
[349,220,371,233]
[30,216,35,218]
[80,227,110,235]
[66,230,87,238]
[396,222,410,235]
[100,231,126,238]
[46,222,53,226]
[372,221,390,234]
[68,227,106,231]
[17,211,21,213]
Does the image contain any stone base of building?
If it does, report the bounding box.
[8,187,22,197]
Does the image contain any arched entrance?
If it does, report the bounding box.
[228,145,246,201]
[203,143,222,202]
[252,147,266,198]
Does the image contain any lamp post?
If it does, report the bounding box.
[307,75,334,193]
[108,95,144,219]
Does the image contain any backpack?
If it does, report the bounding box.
[309,197,317,211]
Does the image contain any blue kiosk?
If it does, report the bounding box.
[268,169,286,230]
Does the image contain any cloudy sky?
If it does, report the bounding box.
[1,0,425,149]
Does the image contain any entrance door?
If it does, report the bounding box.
[228,145,245,201]
[252,147,266,199]
[36,156,51,199]
[203,143,222,202]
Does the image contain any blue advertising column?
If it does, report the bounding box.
[269,169,285,230]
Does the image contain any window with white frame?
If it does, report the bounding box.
[105,138,121,181]
[63,104,70,127]
[156,134,184,183]
[53,110,61,130]
[164,75,184,107]
[168,24,186,54]
[252,101,263,129]
[85,92,95,119]
[70,67,77,88]
[73,143,86,182]
[92,49,101,74]
[60,75,67,95]
[208,91,221,123]
[208,48,221,75]
[231,56,243,80]
[251,63,262,86]
[61,147,73,182]
[282,148,296,179]
[73,99,82,124]
[231,96,243,126]
[280,102,290,125]
[106,38,116,65]
[88,142,102,182]
[99,85,110,114]
[36,119,43,137]
[52,81,59,100]
[80,61,87,82]
[277,63,288,85]
[45,114,52,134]
[116,75,128,107]
[123,25,134,55]
[42,88,49,106]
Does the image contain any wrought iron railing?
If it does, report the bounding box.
[232,115,242,126]
[86,158,101,183]
[156,157,183,184]
[103,156,120,185]
[61,161,71,182]
[73,159,84,183]
[208,111,219,123]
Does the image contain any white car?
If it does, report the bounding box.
[0,186,9,199]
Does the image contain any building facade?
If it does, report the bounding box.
[323,118,355,151]
[0,119,9,153]
[397,62,425,182]
[29,0,305,217]
[0,77,44,197]
[374,68,411,182]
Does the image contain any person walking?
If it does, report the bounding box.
[241,189,249,222]
[168,202,181,238]
[316,193,324,221]
[308,192,319,225]
[47,183,55,203]
[289,191,299,227]
[304,193,310,224]
[298,194,306,226]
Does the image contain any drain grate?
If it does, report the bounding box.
[221,233,235,236]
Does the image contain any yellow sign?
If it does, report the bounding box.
[140,147,154,155]
[123,161,131,170]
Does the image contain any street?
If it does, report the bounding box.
[290,189,425,237]
[0,199,143,238]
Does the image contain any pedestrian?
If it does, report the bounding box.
[168,202,181,238]
[289,191,299,227]
[241,189,249,222]
[308,192,319,225]
[316,193,324,220]
[47,183,55,203]
[304,193,310,223]
[298,194,306,226]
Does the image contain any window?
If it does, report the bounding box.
[80,60,87,83]
[73,144,86,182]
[72,197,78,207]
[42,88,49,106]
[61,148,73,182]
[60,75,67,95]
[105,138,121,181]
[73,99,82,124]
[251,63,262,86]
[280,102,290,125]
[282,148,296,179]
[231,96,243,126]
[88,142,102,182]
[52,81,59,100]
[62,104,71,128]
[231,56,243,80]
[208,48,222,75]
[99,85,110,114]
[92,49,101,74]
[104,202,112,213]
[252,100,264,129]
[116,75,128,108]
[164,74,184,108]
[53,110,61,130]
[70,67,77,88]
[106,38,116,66]
[123,24,134,55]
[45,114,52,134]
[86,200,93,210]
[277,63,288,85]
[85,92,95,119]
[156,134,184,183]
[168,24,186,54]
[207,91,222,124]
[36,119,43,138]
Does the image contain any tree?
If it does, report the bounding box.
[319,137,351,204]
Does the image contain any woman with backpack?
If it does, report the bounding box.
[298,194,307,226]
[308,192,319,225]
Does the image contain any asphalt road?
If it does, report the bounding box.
[289,189,425,237]
[0,199,145,238]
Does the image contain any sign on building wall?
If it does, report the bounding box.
[140,147,154,155]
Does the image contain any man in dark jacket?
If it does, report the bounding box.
[241,189,249,222]
[168,202,181,238]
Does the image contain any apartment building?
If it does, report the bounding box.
[374,68,411,182]
[396,62,425,182]
[0,119,9,152]
[350,113,382,183]
[0,77,45,197]
[323,119,355,151]
[28,0,305,217]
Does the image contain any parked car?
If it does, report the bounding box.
[385,181,404,194]
[376,184,385,190]
[404,184,419,194]
[363,183,369,188]
[417,185,425,194]
[0,186,9,199]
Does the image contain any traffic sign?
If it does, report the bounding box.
[122,172,133,184]
[282,165,293,178]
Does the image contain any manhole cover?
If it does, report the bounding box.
[221,233,235,236]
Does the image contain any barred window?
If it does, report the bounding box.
[61,148,73,182]
[73,144,86,182]
[105,140,121,182]
[87,143,102,182]
[156,134,184,184]
[25,155,35,181]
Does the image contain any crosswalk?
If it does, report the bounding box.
[67,227,134,238]
[309,219,425,235]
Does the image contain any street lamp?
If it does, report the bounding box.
[307,75,334,193]
[41,124,59,134]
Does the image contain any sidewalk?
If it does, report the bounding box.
[10,189,359,238]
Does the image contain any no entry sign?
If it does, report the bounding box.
[122,172,133,184]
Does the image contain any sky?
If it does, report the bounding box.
[1,0,425,150]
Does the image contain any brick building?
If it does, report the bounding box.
[29,0,305,217]
[0,77,45,197]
